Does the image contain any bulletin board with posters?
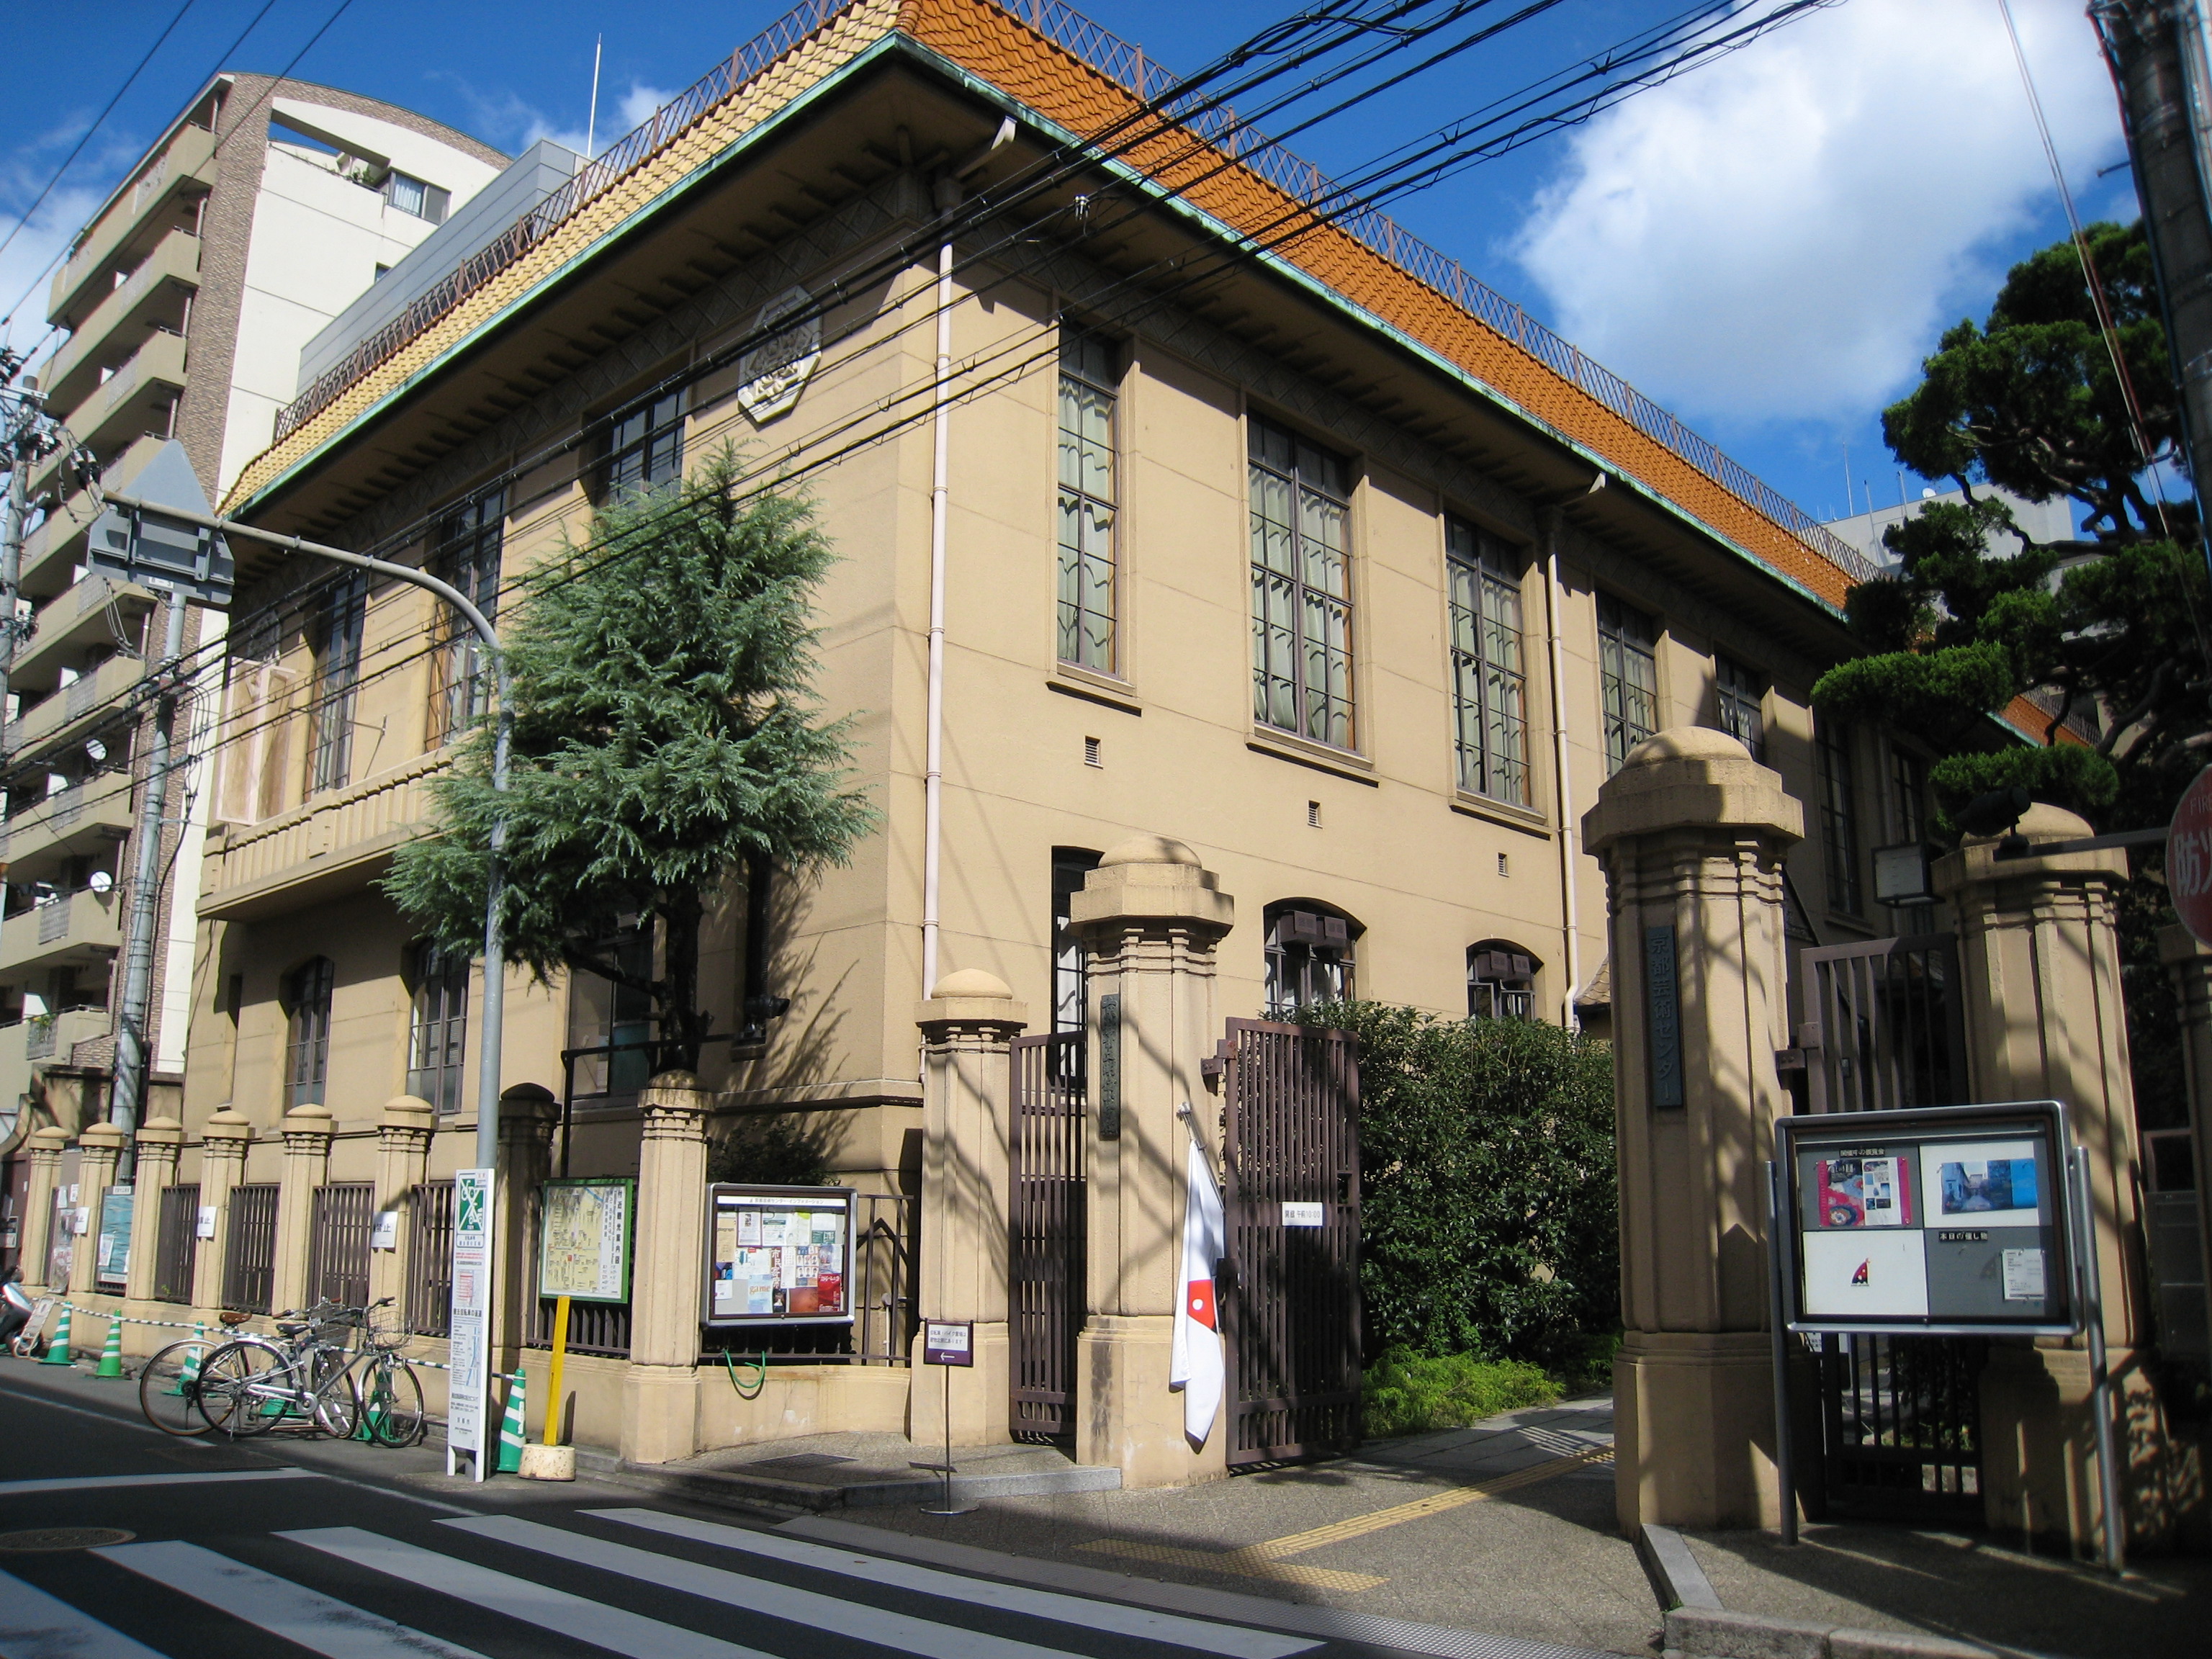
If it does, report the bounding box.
[536,1178,634,1303]
[703,1184,855,1327]
[1776,1100,2080,1338]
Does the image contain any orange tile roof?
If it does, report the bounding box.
[225,0,1874,615]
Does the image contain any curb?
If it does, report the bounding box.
[1664,1607,2000,1659]
[1638,1524,1723,1612]
[568,1448,1122,1513]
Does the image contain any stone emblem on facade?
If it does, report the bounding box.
[736,287,822,424]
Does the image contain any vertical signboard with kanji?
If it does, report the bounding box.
[444,1167,493,1478]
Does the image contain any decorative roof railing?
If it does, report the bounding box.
[269,0,1879,589]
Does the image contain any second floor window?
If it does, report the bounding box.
[1598,593,1658,773]
[284,957,335,1107]
[1819,717,1863,915]
[429,490,504,747]
[1250,418,1354,749]
[407,943,469,1115]
[1057,328,1118,673]
[1714,654,1765,761]
[307,575,367,794]
[604,390,684,498]
[1447,521,1529,805]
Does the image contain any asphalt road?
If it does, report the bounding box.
[0,1362,1527,1659]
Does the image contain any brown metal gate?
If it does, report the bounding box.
[1797,932,1984,1521]
[1219,1017,1361,1467]
[153,1184,200,1303]
[306,1182,373,1310]
[223,1184,279,1314]
[1010,1030,1085,1439]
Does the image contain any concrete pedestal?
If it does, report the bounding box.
[620,1072,710,1465]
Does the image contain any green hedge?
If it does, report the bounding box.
[1295,1003,1618,1367]
[1361,1349,1560,1437]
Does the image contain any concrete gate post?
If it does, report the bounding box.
[1934,807,2180,1550]
[19,1126,66,1292]
[271,1105,334,1314]
[191,1110,253,1310]
[495,1084,559,1364]
[124,1118,184,1309]
[70,1123,128,1299]
[622,1070,711,1464]
[1581,728,1803,1532]
[1067,834,1236,1488]
[911,969,1028,1447]
[372,1096,436,1319]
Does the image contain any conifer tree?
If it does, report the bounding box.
[384,446,874,1069]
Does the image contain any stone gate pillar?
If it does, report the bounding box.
[621,1070,710,1464]
[1068,835,1235,1488]
[2159,925,2212,1317]
[191,1110,252,1310]
[271,1105,333,1313]
[372,1097,436,1319]
[495,1083,559,1364]
[1936,807,2180,1550]
[70,1123,127,1299]
[124,1117,184,1310]
[912,969,1028,1447]
[1582,728,1802,1532]
[19,1127,66,1292]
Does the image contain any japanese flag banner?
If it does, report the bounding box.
[1169,1135,1225,1444]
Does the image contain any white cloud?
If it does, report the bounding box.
[616,84,677,135]
[442,77,680,161]
[1510,0,2126,428]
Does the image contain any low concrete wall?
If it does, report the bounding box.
[510,1349,909,1457]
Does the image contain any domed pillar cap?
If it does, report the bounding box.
[27,1125,69,1152]
[382,1094,436,1127]
[499,1082,561,1123]
[1069,833,1235,937]
[135,1115,186,1147]
[918,968,1028,1034]
[637,1070,711,1115]
[281,1103,335,1136]
[78,1122,128,1151]
[1581,726,1803,855]
[202,1107,253,1143]
[1933,801,2128,896]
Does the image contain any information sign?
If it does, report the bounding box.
[1775,1100,2077,1337]
[96,1188,132,1288]
[924,1321,974,1367]
[703,1184,855,1326]
[445,1167,493,1476]
[539,1178,634,1303]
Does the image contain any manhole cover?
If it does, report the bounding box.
[0,1527,135,1552]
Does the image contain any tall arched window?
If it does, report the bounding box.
[1467,942,1539,1020]
[1264,902,1361,1018]
[284,957,336,1107]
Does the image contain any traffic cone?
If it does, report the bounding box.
[166,1323,204,1396]
[94,1314,125,1378]
[495,1369,528,1473]
[39,1305,73,1365]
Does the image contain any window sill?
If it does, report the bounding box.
[1046,664,1142,714]
[1247,727,1377,786]
[1449,791,1552,837]
[1824,911,1877,938]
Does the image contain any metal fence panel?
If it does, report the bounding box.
[153,1184,199,1303]
[306,1183,373,1310]
[406,1181,454,1337]
[1011,1030,1085,1438]
[223,1184,279,1314]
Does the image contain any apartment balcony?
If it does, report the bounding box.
[43,228,201,412]
[18,434,168,601]
[10,575,158,697]
[0,889,123,981]
[0,1008,114,1112]
[0,776,135,890]
[55,331,186,463]
[202,753,447,923]
[6,655,148,766]
[50,122,216,328]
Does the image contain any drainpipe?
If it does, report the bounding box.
[1541,505,1581,1027]
[921,195,955,998]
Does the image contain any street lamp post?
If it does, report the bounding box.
[99,469,511,1479]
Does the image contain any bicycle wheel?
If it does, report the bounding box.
[196,1339,288,1437]
[309,1349,360,1440]
[363,1355,426,1447]
[137,1339,214,1437]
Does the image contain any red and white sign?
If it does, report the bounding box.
[2170,768,2212,945]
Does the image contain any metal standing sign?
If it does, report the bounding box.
[444,1167,493,1480]
[539,1178,634,1303]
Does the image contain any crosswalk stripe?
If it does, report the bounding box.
[282,1527,776,1659]
[0,1565,166,1658]
[586,1508,1319,1659]
[0,1470,320,1497]
[443,1514,1088,1659]
[96,1539,492,1659]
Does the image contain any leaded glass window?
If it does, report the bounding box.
[1057,329,1117,673]
[1447,521,1528,804]
[1597,593,1658,773]
[1249,418,1354,749]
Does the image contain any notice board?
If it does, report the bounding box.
[704,1184,855,1326]
[1776,1100,2078,1337]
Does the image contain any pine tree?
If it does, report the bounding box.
[383,446,875,1069]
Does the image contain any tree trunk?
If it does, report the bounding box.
[660,887,708,1071]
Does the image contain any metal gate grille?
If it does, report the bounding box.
[1011,1030,1086,1439]
[1797,933,1984,1519]
[406,1182,454,1336]
[153,1184,199,1303]
[223,1184,279,1314]
[307,1182,374,1310]
[1220,1017,1361,1467]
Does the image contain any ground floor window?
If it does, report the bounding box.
[1467,943,1539,1020]
[1264,903,1359,1018]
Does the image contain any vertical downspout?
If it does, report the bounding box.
[921,195,955,997]
[1541,505,1581,1027]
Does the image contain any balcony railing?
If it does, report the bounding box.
[52,122,216,327]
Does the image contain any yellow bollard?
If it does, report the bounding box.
[544,1295,570,1446]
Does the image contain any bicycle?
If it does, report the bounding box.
[194,1301,367,1439]
[346,1300,428,1447]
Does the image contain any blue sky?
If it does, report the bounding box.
[0,0,2139,526]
